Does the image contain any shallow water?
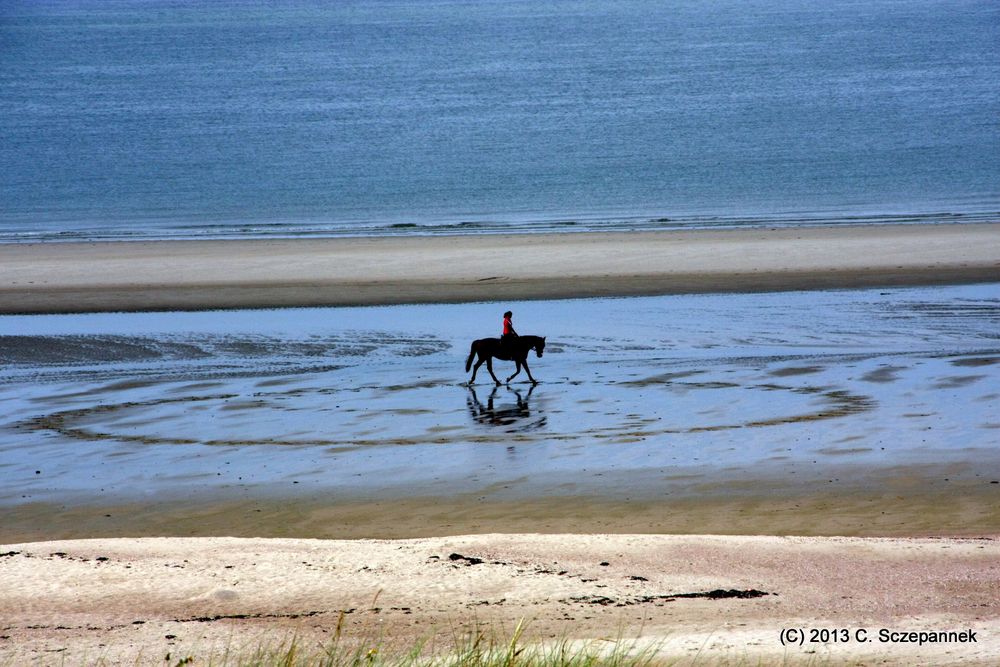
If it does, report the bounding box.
[2,0,998,240]
[1,284,998,515]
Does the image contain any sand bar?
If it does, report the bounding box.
[2,223,998,313]
[2,534,998,665]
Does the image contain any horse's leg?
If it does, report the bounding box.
[470,355,485,384]
[485,357,501,386]
[506,360,522,384]
[522,358,538,384]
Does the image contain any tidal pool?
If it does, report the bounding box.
[1,284,998,538]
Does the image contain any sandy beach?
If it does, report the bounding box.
[2,534,998,665]
[1,223,998,313]
[1,288,997,664]
[2,226,999,664]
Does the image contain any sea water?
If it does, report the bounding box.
[1,0,998,242]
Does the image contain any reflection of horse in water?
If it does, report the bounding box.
[465,335,546,385]
[466,384,546,431]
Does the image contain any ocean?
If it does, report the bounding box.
[1,0,998,242]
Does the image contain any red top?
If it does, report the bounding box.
[503,317,514,335]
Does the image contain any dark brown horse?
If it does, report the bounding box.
[465,335,546,385]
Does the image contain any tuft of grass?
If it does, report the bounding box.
[26,615,853,667]
[175,618,666,667]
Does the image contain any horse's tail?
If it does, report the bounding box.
[465,340,477,373]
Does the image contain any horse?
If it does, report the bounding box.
[465,335,546,385]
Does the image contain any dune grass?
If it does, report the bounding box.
[140,617,844,667]
[148,617,666,667]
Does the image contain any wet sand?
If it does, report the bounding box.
[5,482,1000,545]
[1,222,998,313]
[2,285,998,541]
[2,534,998,665]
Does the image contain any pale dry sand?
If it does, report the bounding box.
[2,223,998,313]
[2,534,998,665]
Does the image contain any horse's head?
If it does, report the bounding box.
[535,337,546,358]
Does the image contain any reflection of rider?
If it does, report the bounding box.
[501,310,518,351]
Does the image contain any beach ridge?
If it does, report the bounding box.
[2,223,998,313]
[2,533,998,665]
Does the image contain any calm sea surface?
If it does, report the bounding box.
[1,0,998,242]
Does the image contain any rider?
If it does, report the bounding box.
[501,310,518,351]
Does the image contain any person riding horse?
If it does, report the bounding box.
[501,310,517,352]
[466,310,545,385]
